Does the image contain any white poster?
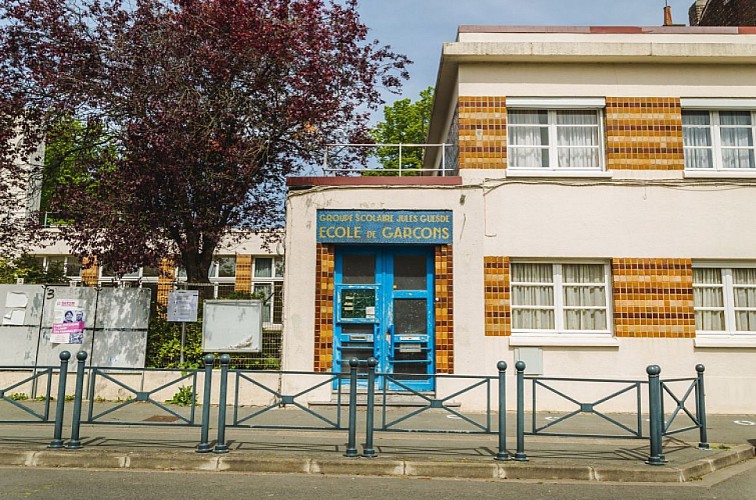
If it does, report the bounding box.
[50,299,86,344]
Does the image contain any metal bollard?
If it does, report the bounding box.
[695,364,709,450]
[495,361,510,461]
[646,365,666,465]
[362,357,378,458]
[344,358,359,458]
[49,351,71,448]
[196,354,215,453]
[213,354,231,454]
[66,351,88,449]
[514,361,528,461]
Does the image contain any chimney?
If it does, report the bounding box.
[663,4,674,26]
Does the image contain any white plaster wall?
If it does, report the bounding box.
[458,63,756,98]
[282,183,756,414]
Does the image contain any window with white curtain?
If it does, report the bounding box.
[507,109,603,170]
[511,262,611,334]
[683,110,756,170]
[694,267,756,334]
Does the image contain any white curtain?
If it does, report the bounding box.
[562,264,606,330]
[693,268,725,331]
[719,111,755,169]
[509,110,549,168]
[511,263,554,329]
[683,111,713,169]
[733,268,756,331]
[556,111,600,168]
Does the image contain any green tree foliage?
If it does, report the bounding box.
[0,254,68,284]
[370,87,434,173]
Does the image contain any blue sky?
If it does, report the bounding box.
[357,0,699,108]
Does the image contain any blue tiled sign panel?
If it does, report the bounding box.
[317,210,453,244]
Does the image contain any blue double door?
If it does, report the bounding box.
[334,247,435,391]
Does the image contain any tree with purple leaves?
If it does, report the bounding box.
[0,0,408,282]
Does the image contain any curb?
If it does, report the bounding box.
[0,444,752,482]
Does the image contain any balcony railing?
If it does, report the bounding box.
[322,143,454,177]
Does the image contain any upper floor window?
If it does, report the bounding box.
[507,109,604,171]
[694,267,756,334]
[511,262,611,334]
[683,110,756,170]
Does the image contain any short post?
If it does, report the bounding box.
[48,351,70,448]
[362,357,378,458]
[213,354,230,454]
[646,365,666,465]
[495,361,510,461]
[514,361,528,461]
[66,351,88,449]
[695,364,709,450]
[344,358,359,457]
[196,354,215,453]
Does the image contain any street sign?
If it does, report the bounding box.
[167,290,199,323]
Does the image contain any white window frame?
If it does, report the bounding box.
[510,261,613,337]
[252,256,284,327]
[506,98,606,173]
[693,264,756,337]
[682,110,756,172]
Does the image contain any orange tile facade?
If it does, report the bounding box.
[604,97,684,171]
[484,256,511,336]
[435,245,454,373]
[612,258,696,338]
[156,257,176,307]
[458,96,507,169]
[235,254,253,292]
[455,96,686,172]
[313,244,335,372]
[80,257,99,287]
[483,256,696,338]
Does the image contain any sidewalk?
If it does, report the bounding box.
[0,404,753,482]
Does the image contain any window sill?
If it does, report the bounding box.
[506,169,612,178]
[509,335,619,348]
[684,169,756,179]
[694,336,756,348]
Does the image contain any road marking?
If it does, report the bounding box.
[446,415,462,420]
[733,420,755,426]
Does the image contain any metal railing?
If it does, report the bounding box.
[0,352,710,465]
[0,367,54,423]
[321,143,452,176]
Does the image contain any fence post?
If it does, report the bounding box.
[344,357,359,458]
[514,361,528,462]
[362,357,378,458]
[66,351,88,449]
[495,361,510,461]
[48,351,70,448]
[196,354,215,453]
[213,354,230,454]
[695,364,709,450]
[646,365,666,465]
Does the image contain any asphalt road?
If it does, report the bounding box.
[1,460,754,500]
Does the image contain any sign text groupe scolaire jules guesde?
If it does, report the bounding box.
[316,210,453,244]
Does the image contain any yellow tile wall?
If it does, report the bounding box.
[458,96,507,169]
[313,244,335,372]
[484,256,511,336]
[235,255,253,293]
[605,97,684,171]
[612,258,695,338]
[435,245,455,373]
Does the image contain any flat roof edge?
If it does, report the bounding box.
[458,25,756,35]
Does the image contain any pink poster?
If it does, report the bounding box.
[51,299,86,344]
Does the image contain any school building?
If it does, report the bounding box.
[280,24,756,413]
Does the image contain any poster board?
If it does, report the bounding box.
[202,300,262,353]
[167,290,199,322]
